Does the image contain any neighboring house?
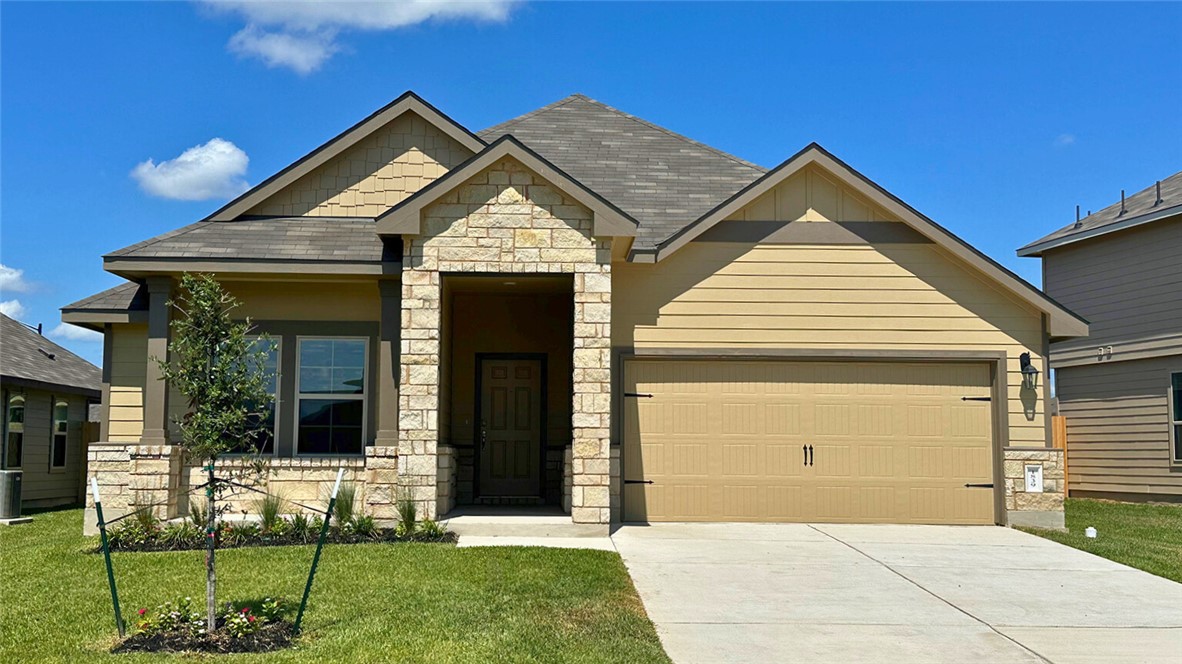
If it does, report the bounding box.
[1019,172,1182,502]
[0,313,101,507]
[65,92,1086,535]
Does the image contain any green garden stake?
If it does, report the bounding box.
[294,467,344,635]
[91,477,126,637]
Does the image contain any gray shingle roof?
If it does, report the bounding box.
[479,94,767,248]
[0,314,101,394]
[1019,170,1182,256]
[108,217,389,262]
[62,281,146,312]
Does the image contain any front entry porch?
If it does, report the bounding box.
[439,275,574,512]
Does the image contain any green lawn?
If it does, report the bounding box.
[0,508,669,663]
[1019,498,1182,584]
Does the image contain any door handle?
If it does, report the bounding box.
[803,445,808,466]
[808,445,814,467]
[480,420,487,450]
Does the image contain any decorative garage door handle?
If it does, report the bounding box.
[624,479,654,485]
[803,445,814,466]
[964,483,994,488]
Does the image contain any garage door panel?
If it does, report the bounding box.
[623,359,996,524]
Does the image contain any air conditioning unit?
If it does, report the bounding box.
[0,471,23,520]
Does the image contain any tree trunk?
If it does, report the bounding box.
[206,460,217,632]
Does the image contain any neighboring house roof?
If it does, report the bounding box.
[104,217,393,271]
[0,313,101,395]
[479,94,767,248]
[377,135,638,238]
[648,143,1088,338]
[1018,170,1182,257]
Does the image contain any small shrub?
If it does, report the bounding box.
[287,513,313,543]
[417,518,445,541]
[254,492,285,533]
[108,519,157,548]
[188,498,210,529]
[135,596,207,638]
[351,515,378,540]
[220,521,260,547]
[129,492,161,533]
[333,482,357,528]
[395,495,417,538]
[159,522,202,548]
[223,605,261,639]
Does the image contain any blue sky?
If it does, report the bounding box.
[2,1,1180,365]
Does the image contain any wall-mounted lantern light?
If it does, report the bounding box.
[1019,352,1040,390]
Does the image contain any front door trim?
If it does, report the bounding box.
[473,352,548,499]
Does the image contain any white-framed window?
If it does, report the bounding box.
[50,398,68,470]
[1170,372,1182,465]
[2,392,23,469]
[230,337,281,455]
[294,337,368,455]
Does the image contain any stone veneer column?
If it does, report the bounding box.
[397,255,441,518]
[375,279,401,447]
[139,276,172,445]
[570,269,612,525]
[1003,447,1066,529]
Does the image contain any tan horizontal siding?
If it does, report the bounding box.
[615,238,1050,447]
[1058,355,1182,497]
[108,324,147,442]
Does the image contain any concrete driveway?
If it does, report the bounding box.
[611,523,1182,664]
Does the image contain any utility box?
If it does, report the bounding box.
[0,470,23,519]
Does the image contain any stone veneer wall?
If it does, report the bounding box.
[1004,447,1066,529]
[398,157,613,525]
[84,444,402,534]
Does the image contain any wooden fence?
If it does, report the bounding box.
[1051,415,1069,496]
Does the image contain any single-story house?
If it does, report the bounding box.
[1019,171,1181,501]
[1,313,101,508]
[65,92,1086,534]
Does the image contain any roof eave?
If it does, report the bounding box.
[1017,204,1182,257]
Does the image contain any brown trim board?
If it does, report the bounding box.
[693,220,933,245]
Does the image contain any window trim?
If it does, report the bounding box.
[224,336,282,458]
[293,336,369,456]
[1170,371,1182,465]
[49,396,68,472]
[3,391,25,470]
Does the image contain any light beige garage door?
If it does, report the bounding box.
[622,360,996,524]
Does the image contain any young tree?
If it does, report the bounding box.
[155,273,275,632]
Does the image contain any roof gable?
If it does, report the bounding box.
[377,135,638,238]
[207,92,486,222]
[647,143,1088,338]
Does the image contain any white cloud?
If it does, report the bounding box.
[1054,133,1077,147]
[228,25,338,74]
[0,300,27,319]
[208,0,520,73]
[0,264,32,294]
[50,322,103,343]
[131,138,250,201]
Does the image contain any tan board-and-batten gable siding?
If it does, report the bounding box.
[614,165,1050,448]
[245,112,473,218]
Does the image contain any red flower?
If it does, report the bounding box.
[138,608,147,616]
[247,615,256,623]
[241,607,250,613]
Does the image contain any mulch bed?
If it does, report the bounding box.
[113,621,295,654]
[97,530,458,553]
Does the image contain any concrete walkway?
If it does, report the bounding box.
[611,523,1182,664]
